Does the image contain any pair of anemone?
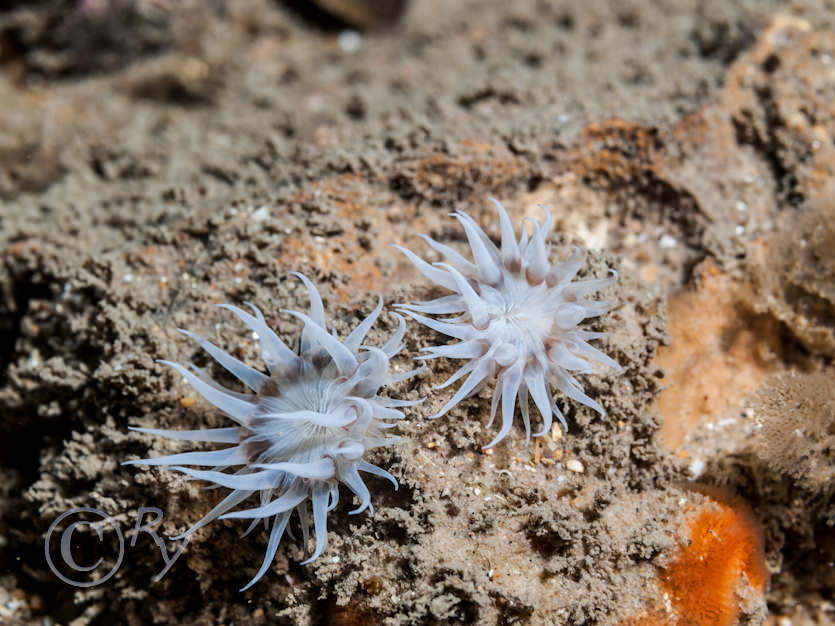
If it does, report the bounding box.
[126,198,621,590]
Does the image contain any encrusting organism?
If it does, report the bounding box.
[750,370,835,493]
[395,198,620,447]
[617,487,768,626]
[125,274,421,590]
[659,487,768,626]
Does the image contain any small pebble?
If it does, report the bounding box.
[659,234,677,248]
[251,206,270,221]
[688,458,706,479]
[338,30,363,53]
[565,459,584,473]
[362,576,384,594]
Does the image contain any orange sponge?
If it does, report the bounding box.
[618,488,768,626]
[660,490,768,626]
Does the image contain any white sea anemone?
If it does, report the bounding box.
[125,273,420,590]
[395,198,621,448]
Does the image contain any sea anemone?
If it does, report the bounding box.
[125,274,420,590]
[395,198,621,448]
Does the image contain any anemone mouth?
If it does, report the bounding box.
[491,308,553,341]
[240,432,270,463]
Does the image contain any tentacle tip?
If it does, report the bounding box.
[349,503,370,515]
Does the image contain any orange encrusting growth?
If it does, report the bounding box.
[653,261,783,449]
[661,493,768,626]
[617,490,768,626]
